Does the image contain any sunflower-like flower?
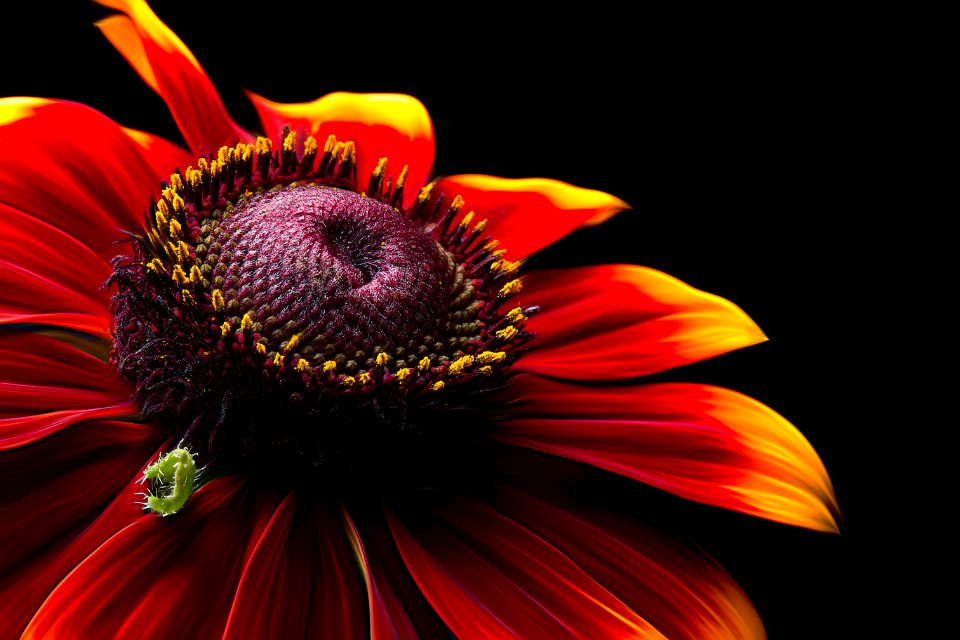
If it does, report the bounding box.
[0,1,839,638]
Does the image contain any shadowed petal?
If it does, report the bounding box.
[95,1,250,153]
[435,174,628,259]
[0,432,166,639]
[247,91,434,208]
[497,376,839,532]
[495,489,766,640]
[221,494,368,640]
[388,500,668,640]
[516,264,767,379]
[22,477,281,639]
[0,98,171,261]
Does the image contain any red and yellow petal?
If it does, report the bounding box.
[496,375,839,532]
[435,174,628,260]
[388,499,668,639]
[0,98,176,262]
[515,264,767,380]
[0,430,166,638]
[221,494,367,640]
[95,0,250,153]
[22,477,281,639]
[247,91,434,208]
[495,489,766,640]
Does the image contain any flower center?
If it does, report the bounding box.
[109,131,535,486]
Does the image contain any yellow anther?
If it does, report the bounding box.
[417,181,434,204]
[295,359,311,373]
[197,157,209,172]
[167,219,181,239]
[186,168,202,187]
[178,241,191,261]
[255,342,267,355]
[505,307,526,323]
[172,193,185,213]
[432,381,445,391]
[146,258,164,274]
[458,211,474,229]
[283,334,301,353]
[189,265,203,285]
[341,141,356,163]
[283,131,296,152]
[476,351,507,365]
[492,259,521,275]
[396,165,408,190]
[473,218,488,233]
[496,325,518,341]
[491,249,507,259]
[209,160,221,177]
[240,313,254,331]
[218,146,231,163]
[323,134,337,153]
[396,367,413,382]
[322,360,337,373]
[172,265,188,286]
[221,321,231,338]
[154,208,168,228]
[479,365,493,376]
[498,279,523,298]
[418,356,431,372]
[342,375,356,387]
[170,173,184,191]
[357,371,372,385]
[448,355,475,375]
[255,136,272,155]
[304,136,318,156]
[373,157,388,178]
[450,194,465,212]
[180,289,195,307]
[273,354,285,367]
[211,289,225,312]
[375,352,390,367]
[240,143,253,162]
[161,187,175,202]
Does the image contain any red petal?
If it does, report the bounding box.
[221,494,368,640]
[434,174,628,259]
[496,376,840,532]
[95,2,250,153]
[516,264,767,379]
[0,98,171,262]
[247,91,434,208]
[388,500,668,639]
[0,332,125,418]
[495,489,766,640]
[120,126,194,177]
[23,477,281,639]
[0,429,166,637]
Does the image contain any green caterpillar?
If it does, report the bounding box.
[142,448,197,516]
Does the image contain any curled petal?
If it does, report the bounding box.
[388,500,668,639]
[497,376,839,532]
[0,431,166,638]
[23,477,282,639]
[435,174,628,259]
[95,1,249,152]
[516,264,767,379]
[247,91,434,207]
[495,489,766,640]
[221,494,367,640]
[0,98,172,261]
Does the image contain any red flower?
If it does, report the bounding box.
[0,1,839,638]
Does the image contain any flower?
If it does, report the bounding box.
[0,1,840,638]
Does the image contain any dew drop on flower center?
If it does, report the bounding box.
[109,131,534,484]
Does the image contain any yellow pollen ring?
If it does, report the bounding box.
[180,290,195,306]
[375,352,390,367]
[448,355,475,376]
[322,360,337,373]
[396,367,413,382]
[373,157,388,178]
[495,325,518,341]
[357,371,372,385]
[283,131,297,152]
[146,258,164,274]
[171,265,188,286]
[294,359,311,373]
[396,165,408,190]
[498,279,523,298]
[155,209,168,228]
[476,351,507,365]
[189,265,203,285]
[432,381,445,391]
[342,375,356,387]
[304,136,318,156]
[220,321,231,338]
[505,307,526,323]
[479,365,493,376]
[240,313,254,331]
[283,334,301,353]
[273,354,285,367]
[211,289,225,312]
[255,342,267,355]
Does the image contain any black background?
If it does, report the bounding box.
[2,3,906,638]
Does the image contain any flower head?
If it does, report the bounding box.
[0,1,838,638]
